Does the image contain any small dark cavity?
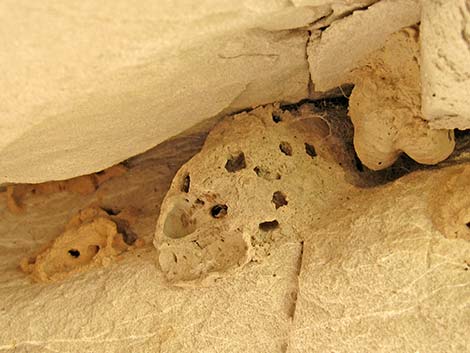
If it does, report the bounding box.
[68,249,80,258]
[272,191,288,209]
[114,219,138,245]
[272,114,282,123]
[279,142,293,156]
[101,207,121,216]
[225,152,246,172]
[195,198,205,205]
[466,222,470,229]
[253,166,281,180]
[211,204,228,218]
[305,143,317,158]
[353,153,364,172]
[182,174,190,193]
[122,230,138,245]
[259,220,279,231]
[88,245,100,255]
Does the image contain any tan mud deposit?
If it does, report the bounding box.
[2,164,127,214]
[349,27,455,170]
[0,101,469,352]
[20,206,143,282]
[154,103,366,284]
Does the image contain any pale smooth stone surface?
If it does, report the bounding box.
[308,0,420,91]
[0,0,329,184]
[421,0,470,129]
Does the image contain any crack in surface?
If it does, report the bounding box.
[283,241,304,353]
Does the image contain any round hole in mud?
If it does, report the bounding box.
[211,204,228,218]
[279,142,292,156]
[272,114,282,123]
[68,249,80,258]
[163,203,197,239]
[259,220,279,231]
[88,245,100,255]
[272,191,288,209]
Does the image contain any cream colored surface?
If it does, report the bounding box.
[1,103,469,352]
[308,0,420,91]
[348,27,454,170]
[154,104,352,283]
[1,0,327,184]
[287,165,470,352]
[421,0,470,129]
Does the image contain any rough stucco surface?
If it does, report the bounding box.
[421,0,470,129]
[288,167,470,352]
[1,104,469,352]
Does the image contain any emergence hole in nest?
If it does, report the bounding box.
[122,230,138,245]
[272,191,288,209]
[88,245,100,255]
[182,174,190,193]
[466,222,470,229]
[68,249,80,258]
[211,204,228,218]
[225,152,246,172]
[272,114,282,123]
[259,220,279,231]
[279,142,292,156]
[305,143,317,158]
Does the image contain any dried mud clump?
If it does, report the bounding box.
[349,27,455,171]
[154,103,355,284]
[20,206,143,282]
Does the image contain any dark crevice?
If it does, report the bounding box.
[182,174,190,193]
[283,241,305,353]
[101,207,121,216]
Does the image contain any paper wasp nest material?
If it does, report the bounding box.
[154,104,356,283]
[20,206,142,282]
[348,27,455,170]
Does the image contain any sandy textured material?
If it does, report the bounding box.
[154,104,353,283]
[288,165,470,352]
[3,164,127,214]
[0,103,469,352]
[420,0,470,129]
[0,126,302,353]
[20,206,142,282]
[348,27,454,170]
[308,0,420,91]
